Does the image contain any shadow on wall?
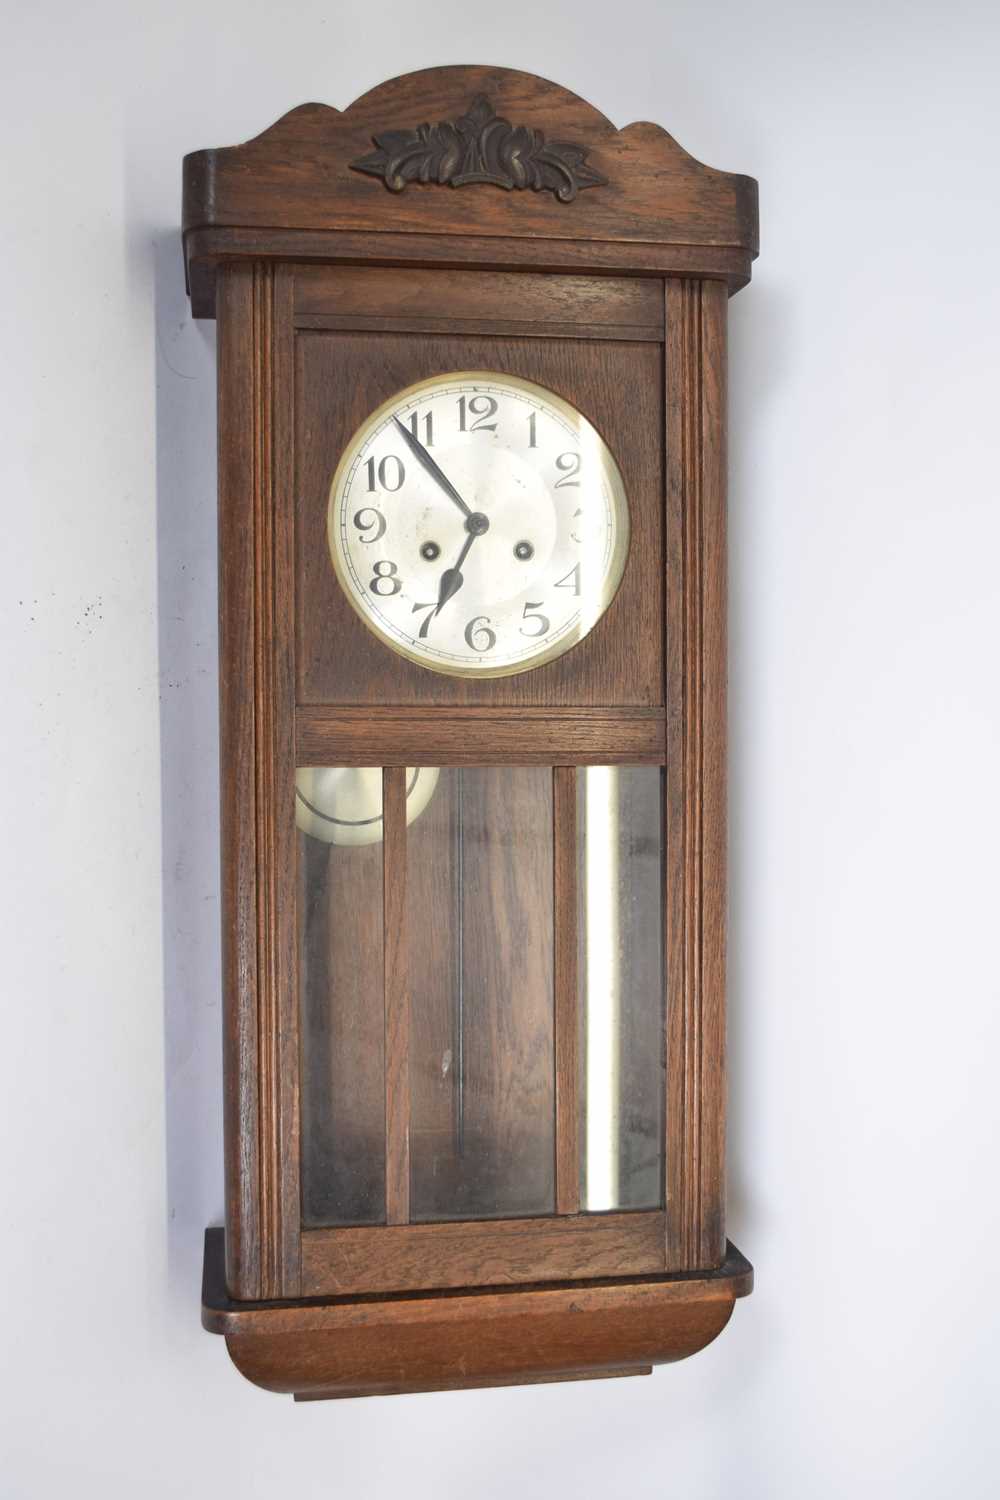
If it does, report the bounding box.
[725,277,789,1251]
[152,228,224,1311]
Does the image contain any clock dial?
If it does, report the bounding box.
[327,372,630,678]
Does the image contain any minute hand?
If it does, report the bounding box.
[392,416,472,519]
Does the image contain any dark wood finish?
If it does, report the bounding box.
[664,279,728,1271]
[404,768,555,1226]
[253,263,282,1295]
[698,283,729,1266]
[195,67,755,1394]
[216,263,301,1300]
[270,266,302,1297]
[293,266,664,340]
[383,768,410,1225]
[299,832,386,1228]
[405,769,458,1214]
[295,707,666,766]
[183,67,757,316]
[202,1228,751,1399]
[216,264,261,1300]
[298,312,665,343]
[349,91,607,200]
[553,767,580,1215]
[187,226,752,318]
[406,769,555,1222]
[293,1367,651,1400]
[295,327,663,708]
[301,1211,665,1296]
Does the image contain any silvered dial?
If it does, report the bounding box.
[327,371,630,678]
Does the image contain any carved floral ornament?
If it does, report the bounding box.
[350,93,608,203]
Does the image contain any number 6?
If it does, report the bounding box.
[464,616,497,652]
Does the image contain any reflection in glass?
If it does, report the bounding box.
[297,765,440,1228]
[295,765,438,845]
[408,767,555,1222]
[579,766,664,1212]
[298,766,385,1227]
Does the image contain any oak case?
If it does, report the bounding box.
[186,64,757,1399]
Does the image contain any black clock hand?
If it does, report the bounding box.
[393,415,473,520]
[433,529,478,616]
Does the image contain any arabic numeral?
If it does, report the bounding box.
[555,563,581,596]
[464,615,497,653]
[370,560,402,596]
[407,409,433,446]
[527,410,538,448]
[519,602,550,639]
[554,452,581,488]
[352,507,386,543]
[365,454,406,492]
[458,394,498,433]
[410,600,437,639]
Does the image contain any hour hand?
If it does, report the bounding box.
[393,415,472,519]
[436,532,477,612]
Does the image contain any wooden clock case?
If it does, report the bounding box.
[184,65,758,1400]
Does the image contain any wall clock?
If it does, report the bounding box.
[184,65,759,1400]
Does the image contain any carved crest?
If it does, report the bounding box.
[350,93,607,203]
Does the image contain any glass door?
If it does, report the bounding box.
[295,762,666,1292]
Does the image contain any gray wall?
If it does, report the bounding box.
[2,1,998,1495]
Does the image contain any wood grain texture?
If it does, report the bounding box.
[216,264,261,1301]
[407,769,555,1224]
[252,264,301,1298]
[294,266,664,335]
[216,264,300,1299]
[271,265,302,1296]
[186,226,752,317]
[295,328,663,707]
[664,279,728,1271]
[383,768,410,1225]
[251,264,279,1293]
[698,282,728,1267]
[457,770,554,1219]
[183,67,758,316]
[293,1367,650,1400]
[300,1211,666,1296]
[404,765,460,1201]
[202,1228,750,1399]
[295,707,665,765]
[298,832,386,1228]
[553,767,580,1215]
[348,90,608,199]
[297,313,665,344]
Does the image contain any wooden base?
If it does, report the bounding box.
[202,1228,752,1401]
[293,1367,651,1401]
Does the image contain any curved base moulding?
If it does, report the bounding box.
[201,1229,752,1400]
